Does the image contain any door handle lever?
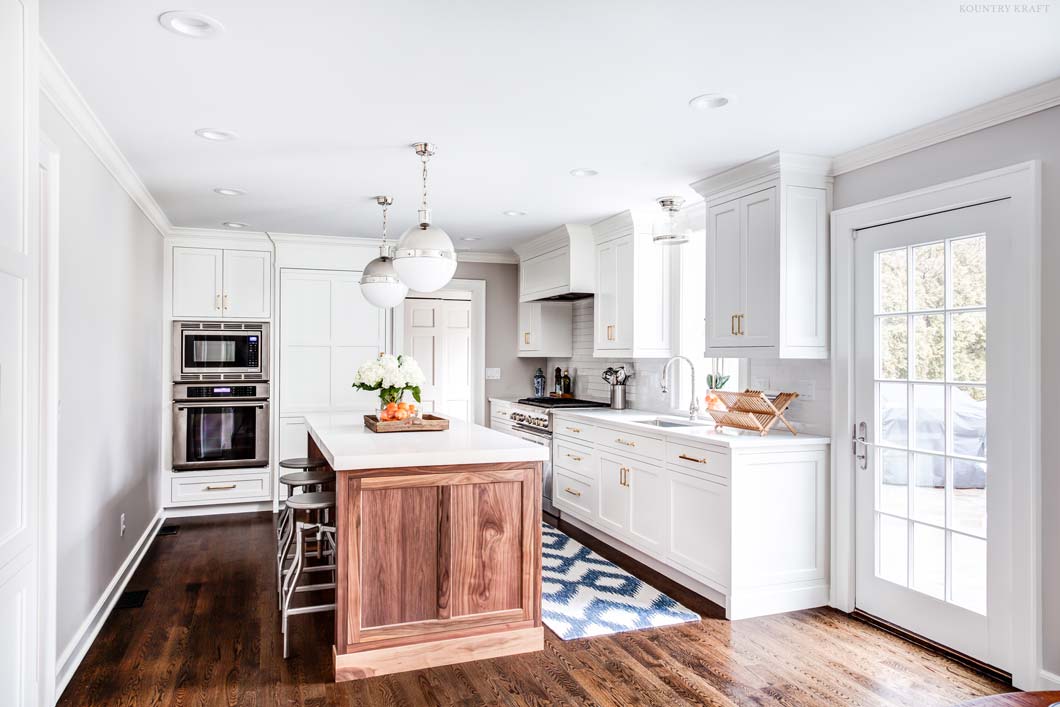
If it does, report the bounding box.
[852,421,869,470]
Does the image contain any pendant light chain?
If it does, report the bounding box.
[381,200,388,245]
[421,152,430,213]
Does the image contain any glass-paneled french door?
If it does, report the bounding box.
[854,199,1012,670]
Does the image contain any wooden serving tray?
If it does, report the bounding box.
[363,414,450,433]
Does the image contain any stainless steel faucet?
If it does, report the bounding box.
[661,356,699,421]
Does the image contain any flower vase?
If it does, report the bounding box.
[377,391,421,425]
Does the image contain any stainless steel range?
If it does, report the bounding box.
[493,397,609,516]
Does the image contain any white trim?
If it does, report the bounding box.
[831,77,1060,175]
[830,161,1041,688]
[167,226,271,244]
[54,508,164,698]
[163,501,275,518]
[456,251,518,264]
[1039,670,1060,691]
[38,41,171,239]
[265,231,381,247]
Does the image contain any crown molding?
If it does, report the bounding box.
[456,251,518,264]
[39,41,172,238]
[266,231,382,248]
[831,76,1060,175]
[691,150,833,200]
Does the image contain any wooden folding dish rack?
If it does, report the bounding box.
[706,390,800,436]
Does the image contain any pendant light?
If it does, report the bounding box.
[360,195,409,308]
[652,196,690,246]
[392,142,457,292]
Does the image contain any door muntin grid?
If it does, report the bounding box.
[873,233,987,615]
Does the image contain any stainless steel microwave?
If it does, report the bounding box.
[173,321,269,380]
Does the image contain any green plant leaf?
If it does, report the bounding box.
[410,386,422,403]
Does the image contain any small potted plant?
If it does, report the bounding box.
[352,353,425,424]
[705,372,730,411]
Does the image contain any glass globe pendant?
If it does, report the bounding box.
[652,196,690,246]
[360,195,409,308]
[392,142,457,292]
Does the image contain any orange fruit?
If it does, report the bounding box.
[397,402,410,411]
[385,402,398,413]
[407,404,416,413]
[394,409,409,420]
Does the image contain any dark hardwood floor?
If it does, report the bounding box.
[58,511,1013,707]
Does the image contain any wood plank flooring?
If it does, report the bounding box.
[57,511,1013,707]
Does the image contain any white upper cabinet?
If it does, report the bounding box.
[592,211,672,358]
[692,151,831,359]
[172,246,271,319]
[517,301,573,358]
[515,224,595,302]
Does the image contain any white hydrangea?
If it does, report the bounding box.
[353,353,424,389]
[398,356,425,387]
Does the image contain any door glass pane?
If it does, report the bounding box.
[913,242,945,310]
[879,382,908,447]
[951,236,986,308]
[912,454,945,526]
[912,523,946,600]
[914,314,945,381]
[952,460,987,537]
[186,406,258,462]
[912,384,945,452]
[953,386,986,458]
[879,316,908,380]
[952,311,986,383]
[879,449,908,517]
[878,248,908,314]
[878,515,908,586]
[951,533,987,615]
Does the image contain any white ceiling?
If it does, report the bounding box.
[40,1,1060,252]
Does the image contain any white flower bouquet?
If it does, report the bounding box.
[353,354,426,421]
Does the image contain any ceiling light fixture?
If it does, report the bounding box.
[503,210,527,217]
[158,11,225,39]
[214,187,245,196]
[688,93,731,111]
[569,168,598,177]
[360,195,409,309]
[652,197,690,246]
[195,128,238,142]
[223,221,248,229]
[392,142,457,293]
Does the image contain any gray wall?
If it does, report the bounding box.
[833,105,1059,674]
[42,97,164,658]
[453,261,542,408]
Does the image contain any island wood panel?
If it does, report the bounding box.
[334,458,543,678]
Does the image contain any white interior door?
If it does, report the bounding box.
[854,200,1012,670]
[401,298,472,420]
[0,0,40,702]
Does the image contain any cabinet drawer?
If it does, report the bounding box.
[554,419,593,442]
[596,426,665,459]
[666,440,730,482]
[553,468,595,519]
[554,438,594,476]
[170,472,270,505]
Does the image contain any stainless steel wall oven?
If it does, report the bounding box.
[172,382,270,471]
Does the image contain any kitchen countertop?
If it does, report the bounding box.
[305,413,549,470]
[551,408,831,448]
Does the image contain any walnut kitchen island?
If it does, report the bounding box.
[304,414,548,681]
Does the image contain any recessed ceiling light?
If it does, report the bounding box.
[502,210,526,217]
[461,237,481,241]
[158,11,225,39]
[569,168,598,177]
[688,93,732,111]
[214,187,246,196]
[223,221,248,229]
[195,128,238,142]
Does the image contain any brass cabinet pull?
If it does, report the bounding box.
[737,314,744,335]
[566,453,582,461]
[678,454,709,464]
[215,294,222,311]
[523,332,530,345]
[566,426,581,433]
[615,438,636,447]
[223,294,230,310]
[731,314,737,335]
[205,483,236,491]
[619,467,631,487]
[564,487,582,497]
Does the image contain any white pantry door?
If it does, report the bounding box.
[853,200,1013,670]
[0,0,40,703]
[402,298,472,420]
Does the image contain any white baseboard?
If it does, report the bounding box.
[164,500,275,518]
[54,507,165,699]
[1039,669,1060,690]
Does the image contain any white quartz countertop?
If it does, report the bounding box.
[305,413,549,471]
[551,408,831,448]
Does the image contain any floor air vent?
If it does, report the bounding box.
[157,525,180,536]
[115,590,148,609]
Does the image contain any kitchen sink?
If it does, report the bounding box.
[633,418,709,428]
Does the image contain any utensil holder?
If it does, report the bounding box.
[610,384,627,410]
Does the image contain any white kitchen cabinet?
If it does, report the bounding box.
[517,301,572,357]
[693,151,831,359]
[514,224,595,301]
[627,458,667,552]
[172,246,271,319]
[668,468,729,587]
[596,454,629,536]
[592,211,672,358]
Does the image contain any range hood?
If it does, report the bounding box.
[514,224,595,302]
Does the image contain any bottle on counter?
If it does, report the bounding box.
[533,368,546,398]
[561,369,572,396]
[554,366,562,395]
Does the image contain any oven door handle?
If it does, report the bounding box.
[512,422,550,441]
[174,401,267,410]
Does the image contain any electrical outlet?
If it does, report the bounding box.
[120,513,126,538]
[796,379,816,401]
[485,368,501,380]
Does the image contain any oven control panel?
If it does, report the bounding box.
[186,385,259,398]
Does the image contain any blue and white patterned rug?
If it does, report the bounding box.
[541,523,700,640]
